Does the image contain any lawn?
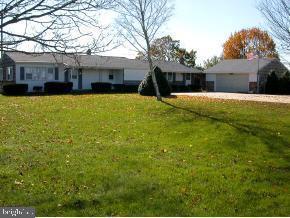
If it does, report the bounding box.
[0,94,289,216]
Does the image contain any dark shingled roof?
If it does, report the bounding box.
[205,59,285,74]
[5,52,202,74]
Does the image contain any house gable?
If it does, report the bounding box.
[1,54,16,82]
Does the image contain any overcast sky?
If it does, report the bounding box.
[103,0,288,65]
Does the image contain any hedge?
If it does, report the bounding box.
[2,84,28,95]
[124,85,139,93]
[112,84,139,93]
[44,82,73,94]
[91,82,112,93]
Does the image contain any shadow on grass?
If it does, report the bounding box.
[161,100,290,160]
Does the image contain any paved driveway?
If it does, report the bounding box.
[173,92,290,104]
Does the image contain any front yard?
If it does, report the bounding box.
[0,94,289,216]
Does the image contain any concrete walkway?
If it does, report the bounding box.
[173,92,290,104]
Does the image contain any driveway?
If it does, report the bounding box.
[173,92,290,104]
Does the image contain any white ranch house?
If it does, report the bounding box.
[0,52,202,92]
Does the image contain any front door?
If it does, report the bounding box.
[64,69,70,82]
[185,73,191,86]
[78,69,82,90]
[71,69,79,90]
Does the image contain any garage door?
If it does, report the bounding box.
[216,74,249,93]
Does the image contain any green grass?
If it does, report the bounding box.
[0,94,290,216]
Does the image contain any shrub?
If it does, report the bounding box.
[265,71,279,94]
[112,84,125,92]
[280,71,290,94]
[91,82,111,93]
[138,66,171,97]
[111,84,139,93]
[3,84,28,95]
[265,71,290,94]
[124,85,139,93]
[44,82,73,94]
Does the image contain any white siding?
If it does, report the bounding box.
[15,63,64,92]
[124,69,147,81]
[249,73,257,82]
[82,69,123,90]
[82,69,100,90]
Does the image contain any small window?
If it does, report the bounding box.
[186,74,191,80]
[168,72,173,81]
[32,70,39,80]
[71,70,78,79]
[109,73,114,80]
[47,68,54,80]
[26,73,33,80]
[7,67,14,81]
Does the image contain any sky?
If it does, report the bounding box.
[103,0,277,65]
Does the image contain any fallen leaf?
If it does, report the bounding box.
[162,149,168,153]
[14,180,23,185]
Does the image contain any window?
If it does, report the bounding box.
[25,67,48,81]
[186,74,191,80]
[0,68,3,81]
[7,67,14,81]
[47,68,54,80]
[26,73,33,80]
[168,72,173,81]
[20,67,25,80]
[109,73,114,80]
[55,68,59,80]
[71,70,78,79]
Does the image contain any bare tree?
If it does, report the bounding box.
[258,0,290,53]
[116,0,173,101]
[0,0,116,56]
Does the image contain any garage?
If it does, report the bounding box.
[216,73,249,93]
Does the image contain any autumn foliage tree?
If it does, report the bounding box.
[223,28,278,59]
[136,35,197,68]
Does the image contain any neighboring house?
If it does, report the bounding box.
[0,52,202,92]
[205,59,288,93]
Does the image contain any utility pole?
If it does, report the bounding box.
[256,50,261,94]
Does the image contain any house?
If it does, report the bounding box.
[0,52,203,92]
[205,59,288,93]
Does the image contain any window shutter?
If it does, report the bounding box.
[173,73,176,82]
[20,67,25,80]
[55,67,59,80]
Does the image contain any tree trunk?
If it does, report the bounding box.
[147,51,162,101]
[144,33,162,101]
[139,6,162,101]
